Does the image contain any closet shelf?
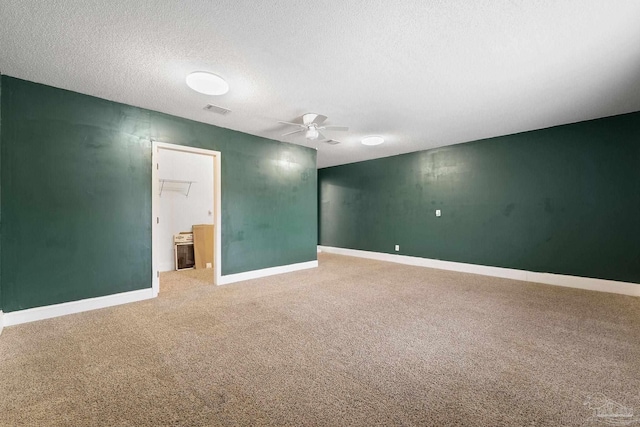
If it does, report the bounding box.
[159,179,196,197]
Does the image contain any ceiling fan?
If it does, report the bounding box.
[279,113,349,141]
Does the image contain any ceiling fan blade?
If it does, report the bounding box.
[282,129,305,137]
[312,115,327,125]
[278,121,305,128]
[302,113,323,125]
[302,114,314,125]
[322,139,341,145]
[320,126,349,132]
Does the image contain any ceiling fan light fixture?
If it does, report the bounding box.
[306,128,319,140]
[361,136,384,146]
[186,71,229,95]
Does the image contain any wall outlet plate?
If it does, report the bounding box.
[395,245,400,251]
[436,209,441,217]
[206,262,212,269]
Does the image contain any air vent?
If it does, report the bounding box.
[203,104,231,115]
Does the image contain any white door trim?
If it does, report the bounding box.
[152,141,222,294]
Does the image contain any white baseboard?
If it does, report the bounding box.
[0,311,4,335]
[218,260,318,285]
[318,246,640,297]
[2,288,155,327]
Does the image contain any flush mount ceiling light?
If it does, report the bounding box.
[186,71,229,95]
[361,136,384,146]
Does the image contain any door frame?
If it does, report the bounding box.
[151,141,222,296]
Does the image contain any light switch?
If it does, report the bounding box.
[436,209,441,217]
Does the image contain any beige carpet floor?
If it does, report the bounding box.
[0,253,639,426]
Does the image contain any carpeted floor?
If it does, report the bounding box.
[0,253,639,426]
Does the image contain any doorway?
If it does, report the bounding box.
[151,141,222,296]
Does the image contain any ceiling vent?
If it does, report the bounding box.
[203,104,231,115]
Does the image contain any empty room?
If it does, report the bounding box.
[0,1,639,426]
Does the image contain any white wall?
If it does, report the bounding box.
[158,149,214,271]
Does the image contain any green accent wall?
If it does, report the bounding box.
[1,76,317,312]
[319,113,640,284]
[0,75,3,311]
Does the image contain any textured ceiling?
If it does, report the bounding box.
[1,1,640,168]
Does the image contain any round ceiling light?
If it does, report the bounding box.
[186,71,229,95]
[361,136,384,146]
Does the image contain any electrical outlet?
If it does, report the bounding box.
[436,209,441,217]
[395,245,400,251]
[206,262,212,269]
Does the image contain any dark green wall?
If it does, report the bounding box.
[0,75,2,311]
[319,113,640,284]
[1,76,317,312]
